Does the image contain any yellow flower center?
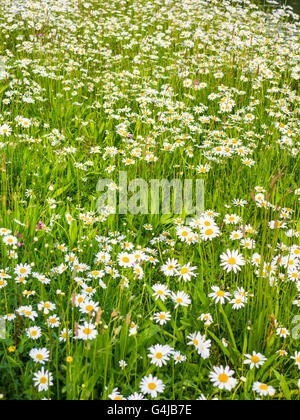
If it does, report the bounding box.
[219,374,229,383]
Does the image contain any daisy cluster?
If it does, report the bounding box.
[0,186,299,399]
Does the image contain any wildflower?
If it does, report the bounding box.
[79,299,99,315]
[127,393,147,400]
[291,352,300,369]
[276,327,289,338]
[161,258,179,277]
[153,311,171,325]
[208,286,231,305]
[3,236,18,246]
[224,214,242,225]
[119,360,127,369]
[176,226,193,243]
[200,225,220,241]
[187,332,211,359]
[38,301,56,315]
[199,313,213,326]
[59,329,72,343]
[65,213,74,225]
[47,315,60,328]
[252,382,275,397]
[277,349,288,357]
[244,352,267,369]
[29,348,50,365]
[177,263,197,282]
[118,252,134,268]
[171,291,191,308]
[129,322,139,336]
[173,351,187,364]
[152,284,170,302]
[148,344,173,367]
[0,228,12,236]
[78,322,98,340]
[0,124,12,136]
[33,368,53,392]
[230,296,246,310]
[222,338,229,348]
[220,249,245,273]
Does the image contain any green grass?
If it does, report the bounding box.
[0,0,299,400]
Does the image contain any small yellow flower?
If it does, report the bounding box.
[8,346,16,353]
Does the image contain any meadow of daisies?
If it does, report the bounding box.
[0,0,299,401]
